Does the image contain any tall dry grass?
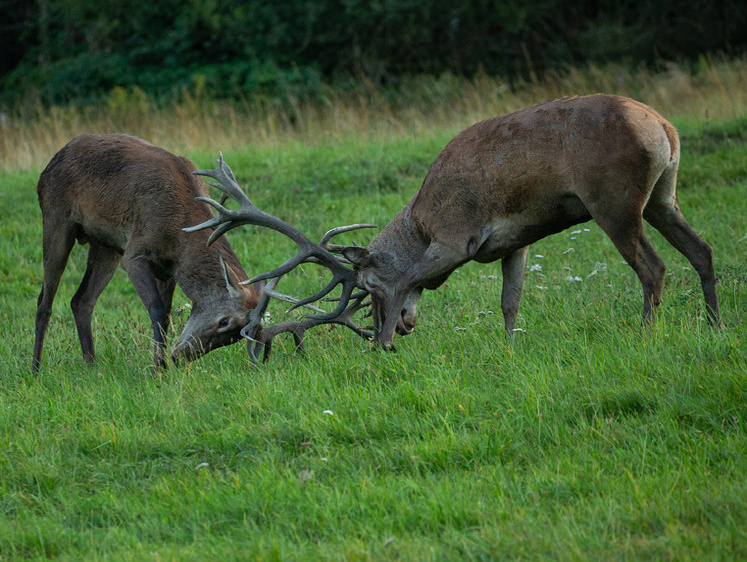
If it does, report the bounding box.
[1,56,746,173]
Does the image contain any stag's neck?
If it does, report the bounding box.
[368,203,430,275]
[175,235,248,303]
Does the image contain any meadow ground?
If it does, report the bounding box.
[0,62,745,559]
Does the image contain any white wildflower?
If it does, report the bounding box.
[529,264,542,271]
[563,248,575,254]
[587,262,607,278]
[297,468,313,484]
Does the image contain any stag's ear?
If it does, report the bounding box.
[341,246,371,268]
[219,255,242,298]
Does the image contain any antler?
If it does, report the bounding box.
[185,153,377,358]
[239,277,373,363]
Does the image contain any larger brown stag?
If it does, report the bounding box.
[188,95,721,358]
[33,134,263,371]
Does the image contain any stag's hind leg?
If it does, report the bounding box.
[71,243,121,364]
[587,203,667,325]
[33,226,77,371]
[643,202,720,325]
[644,209,719,325]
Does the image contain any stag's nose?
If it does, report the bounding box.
[170,346,186,365]
[396,309,417,335]
[170,340,198,364]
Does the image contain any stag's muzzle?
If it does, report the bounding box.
[170,339,204,364]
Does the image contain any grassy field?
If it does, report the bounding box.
[1,67,746,559]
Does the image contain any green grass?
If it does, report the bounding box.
[0,115,746,560]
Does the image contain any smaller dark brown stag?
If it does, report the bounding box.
[33,134,264,371]
[189,94,721,358]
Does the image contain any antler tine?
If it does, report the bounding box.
[285,268,355,318]
[262,286,326,314]
[319,224,377,262]
[319,224,377,246]
[243,291,374,363]
[327,292,374,338]
[244,223,377,285]
[323,290,370,302]
[193,152,251,204]
[191,156,311,246]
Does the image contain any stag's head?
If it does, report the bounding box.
[342,246,422,350]
[171,256,261,363]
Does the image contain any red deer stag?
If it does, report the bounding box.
[32,134,263,371]
[188,95,721,358]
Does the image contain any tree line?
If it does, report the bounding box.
[1,0,745,106]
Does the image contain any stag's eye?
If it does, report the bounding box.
[218,318,229,329]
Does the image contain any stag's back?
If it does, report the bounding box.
[37,134,216,255]
[407,94,680,246]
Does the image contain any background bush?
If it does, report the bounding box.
[2,0,746,106]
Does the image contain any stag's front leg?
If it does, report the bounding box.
[500,246,528,335]
[122,255,171,369]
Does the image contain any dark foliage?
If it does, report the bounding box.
[1,0,745,106]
